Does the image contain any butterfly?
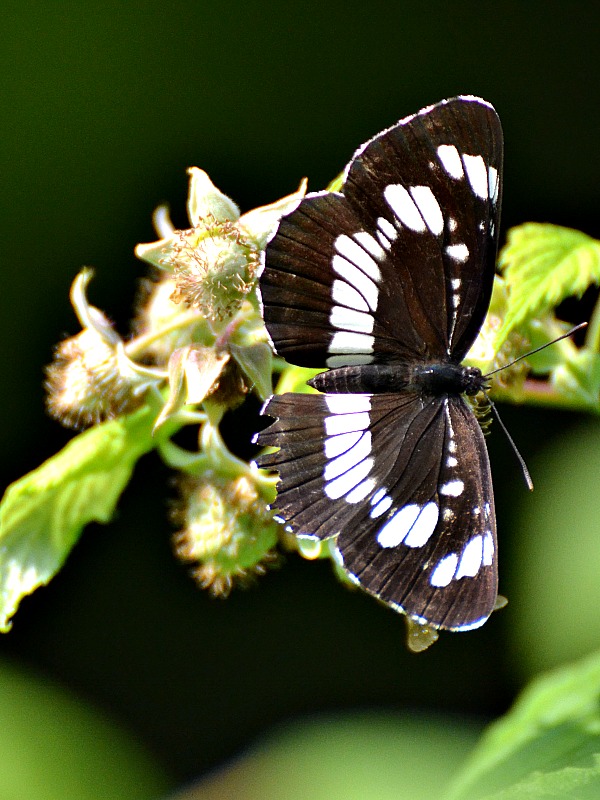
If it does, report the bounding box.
[255,96,504,633]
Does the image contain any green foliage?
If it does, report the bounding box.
[447,649,600,800]
[508,419,600,676]
[172,712,483,800]
[0,657,169,799]
[0,405,157,631]
[489,223,600,413]
[497,224,600,347]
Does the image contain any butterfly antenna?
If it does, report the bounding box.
[488,398,534,491]
[482,324,585,492]
[484,322,587,378]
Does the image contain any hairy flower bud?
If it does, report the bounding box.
[46,270,164,429]
[173,472,280,597]
[45,325,142,429]
[167,217,260,322]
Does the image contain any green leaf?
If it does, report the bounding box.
[447,649,600,800]
[497,224,600,346]
[552,348,600,410]
[230,341,273,400]
[275,364,322,394]
[154,344,228,431]
[0,405,157,632]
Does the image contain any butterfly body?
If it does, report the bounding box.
[309,361,487,397]
[256,96,504,632]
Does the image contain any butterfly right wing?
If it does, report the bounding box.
[257,390,498,631]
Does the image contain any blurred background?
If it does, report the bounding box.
[2,1,600,797]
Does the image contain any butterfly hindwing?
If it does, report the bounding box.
[258,391,497,630]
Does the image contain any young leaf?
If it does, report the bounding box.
[229,341,272,401]
[446,649,600,799]
[0,405,157,631]
[497,224,600,347]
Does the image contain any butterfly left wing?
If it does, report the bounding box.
[260,96,503,369]
[258,390,497,631]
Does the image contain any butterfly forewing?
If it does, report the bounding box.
[261,96,503,368]
[257,96,504,632]
[344,96,502,361]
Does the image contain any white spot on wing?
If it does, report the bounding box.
[332,279,369,312]
[329,306,374,335]
[430,553,459,587]
[376,502,439,549]
[352,231,387,261]
[409,185,444,236]
[437,144,464,179]
[325,457,374,499]
[324,411,370,436]
[329,330,374,355]
[445,243,469,263]
[384,184,426,232]
[326,353,373,368]
[326,395,371,414]
[463,154,489,199]
[377,216,398,241]
[483,531,494,566]
[324,431,372,481]
[370,494,393,518]
[345,477,376,504]
[403,502,439,547]
[371,488,386,505]
[455,535,484,579]
[439,479,464,497]
[332,255,378,310]
[488,165,499,205]
[325,430,362,459]
[377,504,420,548]
[334,234,382,281]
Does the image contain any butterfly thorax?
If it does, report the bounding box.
[308,362,487,397]
[411,363,487,396]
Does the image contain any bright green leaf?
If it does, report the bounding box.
[0,405,157,631]
[447,649,600,800]
[497,224,600,346]
[275,364,322,395]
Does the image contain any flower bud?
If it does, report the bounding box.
[45,324,142,429]
[167,219,260,322]
[134,276,210,364]
[173,472,280,596]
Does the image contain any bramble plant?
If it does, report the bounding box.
[0,168,600,649]
[2,160,600,799]
[2,152,600,656]
[2,168,600,642]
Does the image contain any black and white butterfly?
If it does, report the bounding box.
[256,96,503,632]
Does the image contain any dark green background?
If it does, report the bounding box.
[2,0,600,787]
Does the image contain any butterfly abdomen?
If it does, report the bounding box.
[308,361,486,397]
